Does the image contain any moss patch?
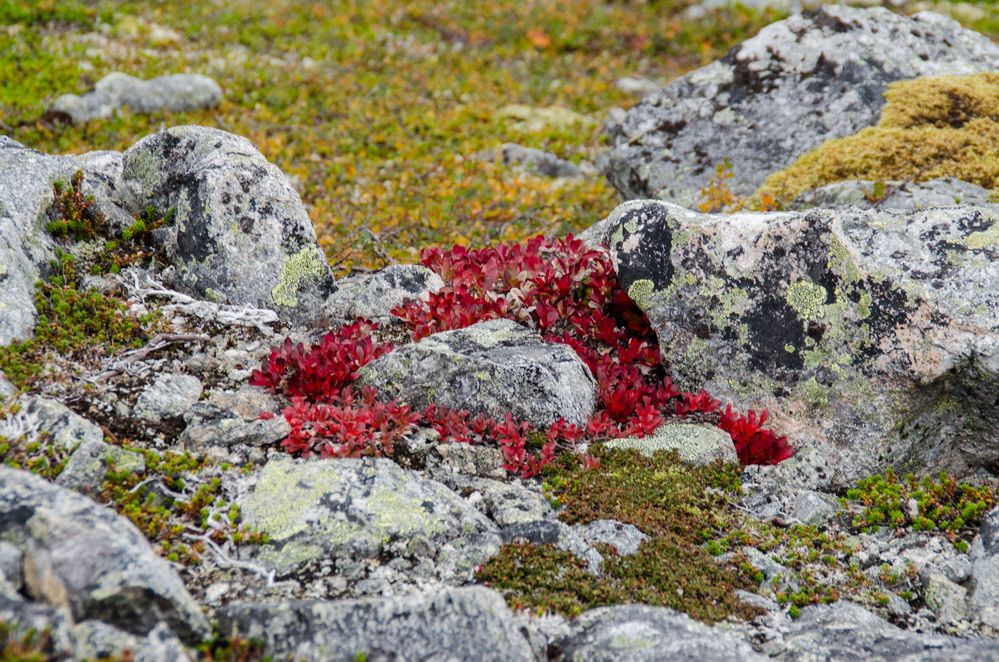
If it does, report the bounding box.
[756,73,999,203]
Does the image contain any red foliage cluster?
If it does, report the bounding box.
[251,235,793,475]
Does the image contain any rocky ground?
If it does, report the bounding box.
[1,2,998,661]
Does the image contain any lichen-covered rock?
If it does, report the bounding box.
[575,519,649,557]
[605,423,737,465]
[359,318,597,427]
[0,137,134,344]
[604,199,999,484]
[924,573,968,628]
[777,601,999,660]
[22,397,103,452]
[0,372,14,400]
[121,126,336,321]
[55,438,145,494]
[501,520,603,575]
[601,6,999,207]
[50,72,223,124]
[971,529,999,631]
[0,467,209,643]
[237,456,501,580]
[133,373,203,420]
[326,264,444,320]
[792,490,839,527]
[791,178,996,211]
[476,143,586,179]
[217,587,535,662]
[551,604,764,661]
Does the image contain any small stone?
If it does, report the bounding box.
[476,143,584,179]
[793,490,839,527]
[428,443,506,479]
[0,371,14,400]
[605,423,737,465]
[326,264,445,320]
[50,72,222,124]
[134,373,203,420]
[501,520,602,575]
[55,439,145,493]
[576,519,649,557]
[924,574,968,628]
[180,415,290,450]
[615,77,661,96]
[0,542,24,592]
[23,397,103,452]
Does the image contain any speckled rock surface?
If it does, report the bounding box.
[501,520,603,575]
[217,587,536,662]
[775,601,999,660]
[122,126,336,322]
[133,373,203,420]
[22,397,104,451]
[551,604,764,661]
[50,73,223,124]
[0,467,209,643]
[55,438,145,493]
[237,456,501,580]
[605,423,737,465]
[359,318,597,427]
[604,199,999,485]
[326,264,444,320]
[601,6,999,207]
[791,178,996,211]
[575,519,649,557]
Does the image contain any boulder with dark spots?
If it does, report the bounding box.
[236,456,501,581]
[359,318,597,427]
[601,6,999,208]
[217,587,536,662]
[603,199,999,485]
[551,604,764,661]
[326,264,444,320]
[121,126,336,322]
[49,72,223,124]
[791,178,997,211]
[0,467,210,643]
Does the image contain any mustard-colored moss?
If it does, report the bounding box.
[756,73,999,203]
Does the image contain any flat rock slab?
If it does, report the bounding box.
[604,199,999,484]
[605,423,736,465]
[237,456,500,579]
[551,604,764,661]
[133,373,203,419]
[0,467,209,643]
[791,178,996,211]
[359,318,597,427]
[326,264,444,320]
[122,125,336,322]
[217,586,535,662]
[50,72,222,124]
[602,6,999,207]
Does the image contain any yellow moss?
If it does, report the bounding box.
[271,246,327,308]
[756,73,999,203]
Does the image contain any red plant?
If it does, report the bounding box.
[252,234,794,476]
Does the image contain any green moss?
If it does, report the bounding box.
[271,246,327,308]
[757,73,999,203]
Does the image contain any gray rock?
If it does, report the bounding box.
[326,264,444,320]
[23,397,103,451]
[426,442,507,480]
[605,423,737,465]
[55,438,145,494]
[479,143,585,179]
[604,199,999,485]
[0,372,13,399]
[980,506,999,553]
[217,587,535,662]
[615,77,661,96]
[0,542,23,593]
[50,72,222,124]
[924,573,968,628]
[121,126,336,321]
[576,519,649,557]
[791,178,996,211]
[72,620,193,662]
[793,490,839,527]
[460,476,555,527]
[237,456,501,580]
[778,601,999,660]
[0,467,209,643]
[971,536,999,630]
[502,520,603,575]
[0,599,76,658]
[360,319,597,427]
[602,6,999,207]
[133,373,203,420]
[180,415,290,450]
[0,138,134,344]
[551,604,764,661]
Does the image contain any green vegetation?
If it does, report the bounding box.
[844,469,995,548]
[756,72,999,204]
[0,621,54,662]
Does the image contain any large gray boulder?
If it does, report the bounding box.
[791,178,996,211]
[777,601,999,660]
[50,72,223,124]
[602,6,999,207]
[121,126,336,322]
[0,138,134,345]
[217,587,536,662]
[359,318,597,427]
[0,467,210,643]
[602,199,999,484]
[551,605,764,661]
[237,456,501,581]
